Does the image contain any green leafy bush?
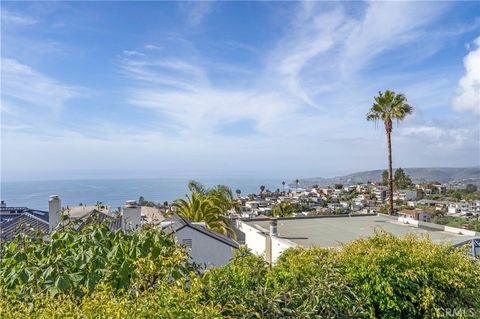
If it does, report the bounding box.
[0,222,194,299]
[1,223,479,318]
[338,231,480,318]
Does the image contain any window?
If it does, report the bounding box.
[182,238,192,248]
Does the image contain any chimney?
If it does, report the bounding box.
[48,195,61,232]
[269,219,278,237]
[122,200,141,231]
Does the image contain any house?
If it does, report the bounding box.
[398,209,429,222]
[448,203,461,215]
[374,187,387,201]
[1,196,142,242]
[394,190,417,201]
[162,214,239,268]
[238,214,478,263]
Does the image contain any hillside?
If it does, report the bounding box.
[296,167,480,188]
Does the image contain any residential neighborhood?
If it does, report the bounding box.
[2,171,479,263]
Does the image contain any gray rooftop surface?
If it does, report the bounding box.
[245,215,477,247]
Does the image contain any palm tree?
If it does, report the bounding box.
[235,189,241,198]
[187,180,236,213]
[367,90,413,215]
[173,192,235,238]
[295,179,299,191]
[259,185,266,199]
[282,181,286,193]
[272,201,294,217]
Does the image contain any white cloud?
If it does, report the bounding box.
[178,2,213,26]
[144,44,162,51]
[123,50,146,57]
[3,2,478,180]
[1,58,83,113]
[452,36,480,114]
[1,9,37,26]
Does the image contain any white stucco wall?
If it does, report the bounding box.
[173,226,236,268]
[271,236,296,262]
[237,222,267,256]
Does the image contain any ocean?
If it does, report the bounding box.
[1,177,285,211]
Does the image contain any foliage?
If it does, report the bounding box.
[0,222,193,300]
[393,168,413,189]
[138,195,158,207]
[381,170,388,186]
[1,278,222,319]
[2,223,479,318]
[272,201,296,217]
[447,186,480,201]
[430,215,480,232]
[188,180,239,213]
[338,231,480,318]
[202,247,366,318]
[173,192,235,237]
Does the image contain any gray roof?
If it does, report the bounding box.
[77,210,122,232]
[244,214,478,247]
[0,212,49,241]
[163,214,239,249]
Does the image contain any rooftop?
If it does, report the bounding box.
[244,214,478,247]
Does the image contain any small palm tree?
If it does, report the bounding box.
[272,201,294,217]
[187,180,235,213]
[367,90,413,215]
[173,192,235,238]
[235,189,241,198]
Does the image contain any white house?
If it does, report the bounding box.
[398,209,429,222]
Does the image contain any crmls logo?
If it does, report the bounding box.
[442,308,476,318]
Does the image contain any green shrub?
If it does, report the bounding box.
[270,247,366,318]
[201,247,367,318]
[1,223,478,318]
[0,222,194,299]
[338,231,480,318]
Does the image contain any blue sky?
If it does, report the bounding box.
[1,1,479,181]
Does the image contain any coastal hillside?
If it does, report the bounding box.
[296,167,480,188]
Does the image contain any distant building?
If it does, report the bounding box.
[398,209,429,222]
[374,187,387,201]
[394,190,417,201]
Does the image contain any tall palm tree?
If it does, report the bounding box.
[295,179,299,191]
[367,90,413,215]
[173,192,235,238]
[282,181,286,193]
[259,185,266,199]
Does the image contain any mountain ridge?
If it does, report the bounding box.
[296,167,480,188]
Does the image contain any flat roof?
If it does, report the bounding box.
[244,215,478,247]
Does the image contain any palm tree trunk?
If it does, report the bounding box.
[386,120,394,215]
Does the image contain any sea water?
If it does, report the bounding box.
[1,177,286,210]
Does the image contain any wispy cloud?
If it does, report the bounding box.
[121,1,472,143]
[1,9,37,27]
[178,2,214,26]
[1,58,84,114]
